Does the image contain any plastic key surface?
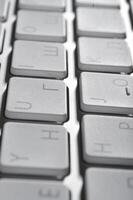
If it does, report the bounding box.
[80,72,133,115]
[75,0,120,8]
[0,179,70,200]
[76,7,126,38]
[5,77,68,123]
[82,115,133,165]
[15,10,66,42]
[19,0,66,12]
[0,0,9,22]
[85,168,133,200]
[0,122,69,178]
[0,23,4,53]
[11,40,67,79]
[78,37,133,73]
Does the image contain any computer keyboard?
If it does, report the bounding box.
[0,0,133,199]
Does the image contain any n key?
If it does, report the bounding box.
[0,179,70,200]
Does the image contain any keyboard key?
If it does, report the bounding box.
[75,0,120,9]
[76,7,126,38]
[1,122,69,178]
[15,10,66,42]
[82,115,133,165]
[0,23,4,53]
[19,0,66,12]
[11,40,67,79]
[0,0,9,22]
[80,72,133,115]
[78,37,132,73]
[85,168,133,200]
[0,179,70,199]
[5,77,68,122]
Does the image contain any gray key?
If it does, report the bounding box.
[5,77,67,123]
[1,122,69,178]
[86,168,133,200]
[78,37,132,73]
[76,7,126,38]
[82,115,133,165]
[19,0,66,12]
[80,72,133,115]
[15,10,66,42]
[0,23,4,53]
[11,40,67,79]
[76,0,120,9]
[0,179,70,200]
[0,0,9,22]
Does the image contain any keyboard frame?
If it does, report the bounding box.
[0,0,133,200]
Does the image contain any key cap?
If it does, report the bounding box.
[76,7,126,38]
[11,40,67,79]
[82,115,133,165]
[80,72,133,115]
[0,179,70,199]
[0,0,9,22]
[85,168,133,200]
[75,0,120,9]
[1,122,69,178]
[15,10,66,42]
[78,37,133,73]
[0,23,4,53]
[5,77,67,122]
[19,0,66,12]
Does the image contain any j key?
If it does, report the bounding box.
[76,7,126,38]
[0,122,69,178]
[80,72,133,115]
[78,37,132,73]
[19,0,66,12]
[0,23,4,53]
[75,0,120,9]
[0,0,9,22]
[15,10,66,42]
[82,115,133,166]
[0,179,70,200]
[11,40,67,79]
[85,168,133,200]
[5,77,68,123]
